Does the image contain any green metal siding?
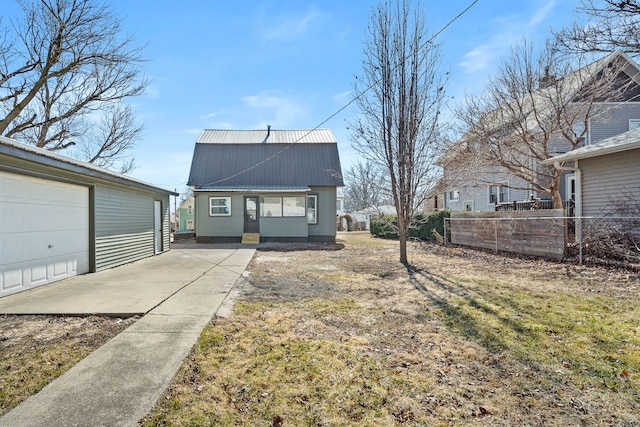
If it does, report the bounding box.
[94,183,170,271]
[0,151,172,273]
[308,187,337,238]
[195,193,244,237]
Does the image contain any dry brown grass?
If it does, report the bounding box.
[141,232,640,426]
[0,315,136,416]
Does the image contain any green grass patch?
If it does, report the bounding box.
[434,285,640,393]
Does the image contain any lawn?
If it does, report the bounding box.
[137,232,638,426]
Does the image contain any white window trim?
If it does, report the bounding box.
[209,196,231,216]
[463,200,474,212]
[282,196,306,217]
[307,195,318,224]
[629,119,640,130]
[488,182,509,205]
[448,190,459,201]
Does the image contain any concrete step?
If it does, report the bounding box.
[241,233,260,244]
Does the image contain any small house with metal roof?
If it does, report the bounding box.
[0,136,176,298]
[187,128,344,243]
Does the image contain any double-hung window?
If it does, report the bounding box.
[489,184,508,205]
[209,197,231,216]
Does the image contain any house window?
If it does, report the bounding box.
[307,195,317,224]
[186,220,194,230]
[572,122,588,145]
[489,184,508,204]
[629,119,640,130]
[209,197,231,216]
[187,205,192,215]
[448,190,459,201]
[283,196,306,217]
[260,197,282,217]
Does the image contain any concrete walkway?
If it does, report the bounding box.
[0,244,256,427]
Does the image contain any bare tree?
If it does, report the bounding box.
[0,0,147,172]
[343,161,389,212]
[556,0,640,54]
[452,40,631,208]
[352,0,448,263]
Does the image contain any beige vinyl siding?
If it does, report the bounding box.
[194,192,244,237]
[580,149,640,217]
[94,184,170,271]
[308,187,337,237]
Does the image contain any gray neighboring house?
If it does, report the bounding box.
[0,136,176,298]
[187,128,344,243]
[542,127,640,218]
[441,51,640,212]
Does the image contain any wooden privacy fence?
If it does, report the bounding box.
[446,210,566,259]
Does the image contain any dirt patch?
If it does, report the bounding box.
[0,315,137,415]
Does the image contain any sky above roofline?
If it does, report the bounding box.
[2,0,586,201]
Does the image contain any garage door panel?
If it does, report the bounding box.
[0,171,89,298]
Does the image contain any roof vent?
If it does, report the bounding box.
[262,125,271,144]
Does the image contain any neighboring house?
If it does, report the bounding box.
[0,136,176,298]
[542,127,640,218]
[441,51,640,212]
[187,128,344,243]
[352,205,397,230]
[178,196,195,232]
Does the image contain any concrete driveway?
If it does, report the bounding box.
[0,242,256,427]
[0,242,254,316]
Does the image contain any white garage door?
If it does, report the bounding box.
[0,171,89,298]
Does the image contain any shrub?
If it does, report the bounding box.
[370,210,451,242]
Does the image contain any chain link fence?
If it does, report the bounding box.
[444,212,640,268]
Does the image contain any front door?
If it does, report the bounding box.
[244,196,259,233]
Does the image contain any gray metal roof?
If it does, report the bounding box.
[0,135,177,195]
[197,128,337,144]
[188,129,344,190]
[543,127,640,164]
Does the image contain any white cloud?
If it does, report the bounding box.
[529,1,556,27]
[261,8,320,41]
[459,1,557,75]
[241,91,307,127]
[332,90,352,104]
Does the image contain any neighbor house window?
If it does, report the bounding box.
[573,122,588,145]
[629,119,640,130]
[187,205,192,215]
[307,195,317,224]
[260,197,282,217]
[209,197,231,216]
[489,184,508,204]
[448,190,459,201]
[186,220,194,230]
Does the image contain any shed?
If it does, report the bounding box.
[0,136,177,298]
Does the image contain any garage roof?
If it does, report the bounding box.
[0,136,177,196]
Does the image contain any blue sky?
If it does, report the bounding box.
[5,0,583,198]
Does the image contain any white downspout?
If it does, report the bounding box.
[554,160,582,263]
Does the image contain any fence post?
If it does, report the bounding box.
[494,219,498,254]
[577,216,583,264]
[444,218,448,246]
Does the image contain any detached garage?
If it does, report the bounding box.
[0,136,176,298]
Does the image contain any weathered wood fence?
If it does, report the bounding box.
[446,210,566,259]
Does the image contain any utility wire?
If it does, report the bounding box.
[202,0,479,188]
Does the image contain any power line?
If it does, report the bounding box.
[202,0,479,188]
